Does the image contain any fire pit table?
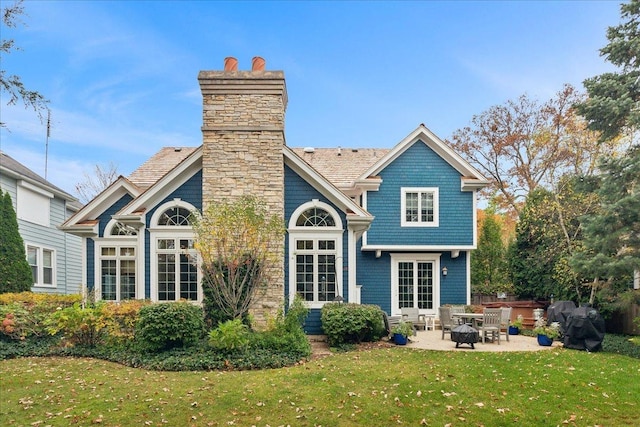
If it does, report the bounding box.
[451,323,479,349]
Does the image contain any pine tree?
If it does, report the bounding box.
[0,190,33,293]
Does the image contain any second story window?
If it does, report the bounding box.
[401,187,439,227]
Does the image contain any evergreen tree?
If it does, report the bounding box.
[577,0,640,141]
[471,209,510,295]
[570,145,640,303]
[0,190,33,293]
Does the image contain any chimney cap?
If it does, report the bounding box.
[224,56,238,71]
[252,56,266,72]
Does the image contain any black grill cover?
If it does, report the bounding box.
[547,301,577,335]
[563,306,605,352]
[451,323,479,344]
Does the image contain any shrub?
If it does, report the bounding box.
[321,303,386,347]
[45,302,106,347]
[135,302,205,353]
[208,319,251,352]
[252,296,311,357]
[99,299,151,345]
[0,292,80,340]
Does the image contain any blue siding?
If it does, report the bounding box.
[284,164,348,334]
[438,252,467,305]
[357,249,392,313]
[366,141,474,246]
[144,170,202,298]
[97,194,134,238]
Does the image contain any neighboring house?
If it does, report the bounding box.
[0,151,83,294]
[61,58,488,333]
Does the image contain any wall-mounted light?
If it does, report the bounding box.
[442,266,448,276]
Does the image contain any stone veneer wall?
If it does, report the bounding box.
[198,69,287,325]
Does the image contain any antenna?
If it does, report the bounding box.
[45,110,50,179]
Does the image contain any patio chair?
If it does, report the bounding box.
[500,307,512,342]
[479,308,502,344]
[401,307,427,333]
[438,306,456,340]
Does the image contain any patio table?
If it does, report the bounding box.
[452,312,484,329]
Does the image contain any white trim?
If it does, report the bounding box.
[149,199,197,228]
[288,199,344,230]
[94,238,141,301]
[288,200,344,309]
[400,187,439,227]
[360,125,489,188]
[389,253,441,317]
[18,180,53,198]
[362,244,475,251]
[149,231,202,303]
[25,243,56,288]
[284,147,372,219]
[465,250,471,305]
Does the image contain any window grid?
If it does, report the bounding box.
[158,207,191,226]
[156,238,197,301]
[295,207,336,227]
[100,246,136,301]
[402,188,438,226]
[397,262,414,308]
[417,262,433,309]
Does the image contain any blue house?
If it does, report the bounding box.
[61,58,487,333]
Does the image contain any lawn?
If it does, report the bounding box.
[1,348,638,426]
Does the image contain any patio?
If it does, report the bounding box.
[405,328,561,352]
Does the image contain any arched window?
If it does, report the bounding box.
[289,200,343,307]
[110,222,138,236]
[295,207,336,227]
[157,207,191,226]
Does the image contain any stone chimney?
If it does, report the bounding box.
[198,57,287,323]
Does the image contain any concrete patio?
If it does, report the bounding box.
[403,328,562,352]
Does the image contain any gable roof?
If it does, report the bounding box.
[360,124,489,190]
[128,147,199,189]
[0,150,80,205]
[290,147,389,188]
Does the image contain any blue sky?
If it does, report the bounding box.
[0,0,622,198]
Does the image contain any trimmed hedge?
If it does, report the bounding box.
[321,303,386,347]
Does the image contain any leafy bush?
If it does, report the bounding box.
[135,302,205,353]
[45,302,106,347]
[0,292,80,340]
[321,303,386,347]
[602,334,640,359]
[100,299,150,345]
[209,319,251,352]
[252,296,311,357]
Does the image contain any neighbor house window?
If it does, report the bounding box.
[401,187,439,227]
[288,200,343,308]
[26,245,55,287]
[99,246,136,301]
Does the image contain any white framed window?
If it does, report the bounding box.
[390,253,440,316]
[288,200,343,308]
[401,187,439,227]
[26,245,55,287]
[149,200,201,302]
[99,245,137,301]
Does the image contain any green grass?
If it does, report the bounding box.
[1,348,638,426]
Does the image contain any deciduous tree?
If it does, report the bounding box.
[450,85,610,216]
[74,162,119,203]
[1,0,48,128]
[191,196,285,323]
[471,208,511,296]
